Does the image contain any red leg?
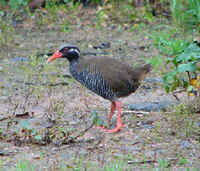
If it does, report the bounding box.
[96,101,123,133]
[107,101,116,127]
[104,101,123,133]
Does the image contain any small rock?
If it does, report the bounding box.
[144,77,163,83]
[142,124,154,129]
[11,57,29,63]
[0,96,8,101]
[32,154,41,159]
[128,101,177,112]
[93,42,111,49]
[0,150,14,156]
[196,121,200,127]
[17,117,54,130]
[180,140,193,149]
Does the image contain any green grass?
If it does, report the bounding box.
[170,0,200,29]
[0,15,15,49]
[171,103,198,138]
[158,159,169,169]
[0,156,197,171]
[16,159,36,171]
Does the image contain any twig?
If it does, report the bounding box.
[73,123,94,140]
[173,89,185,93]
[65,123,94,144]
[128,158,177,166]
[128,160,156,164]
[122,110,149,115]
[172,88,185,101]
[0,116,9,121]
[172,93,180,101]
[186,71,191,81]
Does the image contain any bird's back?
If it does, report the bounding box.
[70,56,152,101]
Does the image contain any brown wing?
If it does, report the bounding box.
[77,56,137,96]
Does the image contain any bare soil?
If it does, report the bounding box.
[0,7,200,170]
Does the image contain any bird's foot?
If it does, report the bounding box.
[103,123,123,133]
[96,123,123,133]
[95,125,106,129]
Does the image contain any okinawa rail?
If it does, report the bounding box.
[47,44,152,133]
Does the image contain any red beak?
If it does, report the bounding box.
[47,50,63,63]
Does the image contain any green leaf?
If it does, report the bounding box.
[163,71,177,84]
[146,55,163,69]
[178,156,187,165]
[187,85,194,92]
[91,111,104,126]
[165,85,170,93]
[35,135,42,141]
[176,43,200,62]
[177,63,197,73]
[63,0,71,3]
[183,80,189,88]
[8,0,27,10]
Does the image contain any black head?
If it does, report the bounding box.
[47,44,81,63]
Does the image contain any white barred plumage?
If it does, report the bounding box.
[70,61,116,101]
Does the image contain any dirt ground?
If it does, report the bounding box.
[0,6,200,170]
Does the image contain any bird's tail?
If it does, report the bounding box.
[132,64,153,81]
[142,64,153,73]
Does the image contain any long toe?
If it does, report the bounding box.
[103,127,121,133]
[103,123,123,133]
[95,125,106,129]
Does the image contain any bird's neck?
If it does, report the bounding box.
[69,59,79,75]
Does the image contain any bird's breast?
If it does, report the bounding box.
[69,63,116,101]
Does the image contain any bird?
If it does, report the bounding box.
[47,44,152,133]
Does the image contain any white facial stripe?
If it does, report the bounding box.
[69,48,80,56]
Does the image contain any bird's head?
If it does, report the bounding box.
[47,44,80,63]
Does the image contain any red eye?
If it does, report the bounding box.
[62,48,68,53]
